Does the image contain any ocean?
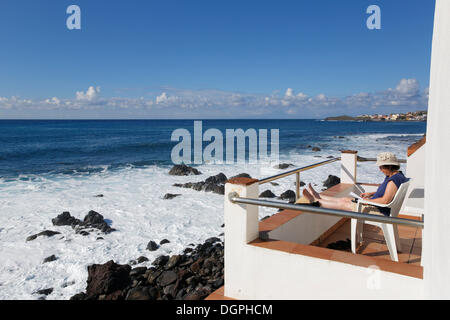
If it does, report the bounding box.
[0,119,426,178]
[0,119,426,299]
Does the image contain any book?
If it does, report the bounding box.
[349,192,362,200]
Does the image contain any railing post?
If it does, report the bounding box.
[224,177,259,298]
[225,177,260,244]
[340,150,358,184]
[296,172,300,200]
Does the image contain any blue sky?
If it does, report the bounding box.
[0,0,435,119]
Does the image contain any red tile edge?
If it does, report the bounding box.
[249,239,423,279]
[226,177,259,186]
[205,286,236,300]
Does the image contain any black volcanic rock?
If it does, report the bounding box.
[83,211,104,225]
[163,193,181,200]
[173,172,227,195]
[229,173,252,179]
[152,255,169,267]
[279,190,296,203]
[204,183,225,195]
[137,256,149,264]
[79,211,116,234]
[165,255,181,270]
[146,241,159,251]
[205,173,227,185]
[129,267,147,278]
[52,212,81,227]
[157,271,177,287]
[191,182,205,191]
[34,288,53,296]
[85,260,131,300]
[43,255,58,263]
[274,163,294,169]
[26,230,61,242]
[323,175,341,189]
[294,181,306,187]
[71,237,225,301]
[184,287,212,300]
[169,164,201,176]
[51,210,115,235]
[259,190,276,198]
[70,292,87,300]
[125,286,154,300]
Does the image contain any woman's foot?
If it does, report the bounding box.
[307,183,321,200]
[302,189,315,203]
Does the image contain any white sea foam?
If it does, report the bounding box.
[0,132,421,299]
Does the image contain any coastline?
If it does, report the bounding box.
[0,121,426,300]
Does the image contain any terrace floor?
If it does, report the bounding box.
[315,217,422,266]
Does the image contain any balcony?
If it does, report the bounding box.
[208,148,425,300]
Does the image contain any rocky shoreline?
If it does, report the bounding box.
[70,236,224,300]
[25,163,341,300]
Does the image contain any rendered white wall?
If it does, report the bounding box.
[229,244,424,300]
[401,145,425,217]
[224,181,259,299]
[406,145,425,187]
[268,213,341,245]
[341,152,357,184]
[224,180,424,300]
[424,0,450,299]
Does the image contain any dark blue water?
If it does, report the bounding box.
[0,120,426,178]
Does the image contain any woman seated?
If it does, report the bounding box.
[302,152,409,216]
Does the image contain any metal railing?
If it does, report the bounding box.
[258,155,407,200]
[228,193,424,228]
[259,157,340,200]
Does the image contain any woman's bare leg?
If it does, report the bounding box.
[308,183,354,203]
[302,189,316,202]
[307,183,339,201]
[317,198,354,211]
[303,189,354,211]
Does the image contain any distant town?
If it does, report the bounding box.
[325,110,427,121]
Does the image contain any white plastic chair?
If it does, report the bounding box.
[351,180,410,262]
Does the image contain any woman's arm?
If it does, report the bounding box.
[360,191,375,199]
[369,181,398,205]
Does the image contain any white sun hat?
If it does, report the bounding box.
[376,152,400,167]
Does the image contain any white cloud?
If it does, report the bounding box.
[0,78,429,118]
[156,92,168,104]
[296,92,308,99]
[45,97,61,105]
[316,93,326,101]
[394,78,420,96]
[76,86,101,101]
[285,88,294,98]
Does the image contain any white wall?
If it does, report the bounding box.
[268,213,341,245]
[406,144,425,187]
[401,145,425,217]
[225,242,424,300]
[424,0,450,299]
[224,181,424,300]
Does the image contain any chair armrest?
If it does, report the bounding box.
[357,199,389,207]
